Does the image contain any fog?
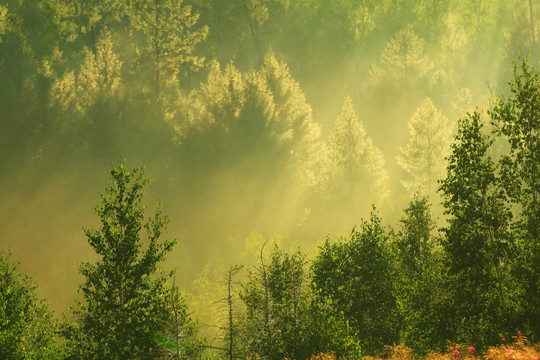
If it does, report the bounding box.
[0,0,537,334]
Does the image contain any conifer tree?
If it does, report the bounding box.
[257,52,322,188]
[130,0,208,97]
[50,31,124,157]
[397,97,453,197]
[370,26,432,88]
[314,97,387,231]
[63,161,176,359]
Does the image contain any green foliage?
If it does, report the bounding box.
[0,252,62,360]
[2,1,540,357]
[312,210,398,355]
[159,281,206,360]
[393,196,448,353]
[63,161,176,359]
[439,111,513,345]
[491,58,540,338]
[240,244,360,360]
[130,0,208,96]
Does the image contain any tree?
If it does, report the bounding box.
[439,112,513,346]
[0,252,62,360]
[312,210,398,354]
[240,244,305,360]
[63,161,176,359]
[159,278,205,360]
[491,59,540,338]
[130,0,208,97]
[393,196,448,353]
[370,26,432,89]
[222,265,243,360]
[50,31,124,158]
[397,97,453,197]
[311,96,387,233]
[240,244,359,360]
[172,53,322,246]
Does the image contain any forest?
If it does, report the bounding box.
[0,0,539,359]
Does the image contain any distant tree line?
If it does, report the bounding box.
[1,0,538,249]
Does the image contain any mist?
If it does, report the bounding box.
[0,0,538,337]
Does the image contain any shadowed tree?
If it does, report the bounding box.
[50,31,124,158]
[393,196,449,353]
[491,59,540,338]
[312,210,398,355]
[439,112,513,346]
[63,161,176,360]
[172,53,321,243]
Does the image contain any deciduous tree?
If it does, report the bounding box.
[0,253,62,360]
[439,112,513,345]
[63,161,176,359]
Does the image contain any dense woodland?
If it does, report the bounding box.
[0,0,539,359]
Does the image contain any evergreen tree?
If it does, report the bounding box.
[439,112,513,346]
[130,0,208,97]
[257,52,322,189]
[0,252,63,360]
[50,31,124,158]
[63,161,176,359]
[397,97,453,197]
[173,53,321,243]
[370,26,432,88]
[312,97,387,233]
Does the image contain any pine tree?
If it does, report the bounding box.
[130,0,208,97]
[173,54,321,238]
[64,161,176,359]
[397,97,453,197]
[314,96,387,231]
[50,31,124,157]
[370,26,432,88]
[257,52,322,189]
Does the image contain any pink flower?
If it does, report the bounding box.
[469,346,475,352]
[453,350,460,356]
